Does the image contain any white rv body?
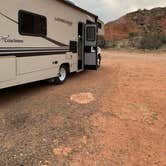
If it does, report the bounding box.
[0,0,101,89]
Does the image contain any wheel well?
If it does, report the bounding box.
[61,63,70,73]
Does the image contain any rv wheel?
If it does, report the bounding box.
[55,65,68,84]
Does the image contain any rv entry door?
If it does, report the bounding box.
[84,24,98,70]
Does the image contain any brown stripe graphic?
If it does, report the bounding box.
[43,37,68,47]
[0,12,18,24]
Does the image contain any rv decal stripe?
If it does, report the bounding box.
[0,47,69,49]
[0,12,18,24]
[0,51,67,57]
[0,48,69,56]
[43,37,68,47]
[0,48,69,53]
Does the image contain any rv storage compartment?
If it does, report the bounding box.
[0,56,16,82]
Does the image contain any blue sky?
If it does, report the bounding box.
[71,0,166,23]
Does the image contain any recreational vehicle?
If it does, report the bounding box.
[0,0,102,89]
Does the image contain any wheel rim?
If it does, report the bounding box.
[59,67,66,82]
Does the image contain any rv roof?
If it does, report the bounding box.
[57,0,98,19]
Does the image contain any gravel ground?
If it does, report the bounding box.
[0,50,166,166]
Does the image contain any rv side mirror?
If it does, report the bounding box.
[70,41,77,53]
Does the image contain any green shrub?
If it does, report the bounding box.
[128,32,138,38]
[112,42,117,48]
[139,35,165,50]
[160,35,166,44]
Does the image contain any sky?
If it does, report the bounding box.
[71,0,166,23]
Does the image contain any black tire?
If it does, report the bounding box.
[55,65,68,85]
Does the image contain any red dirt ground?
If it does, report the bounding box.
[0,50,166,166]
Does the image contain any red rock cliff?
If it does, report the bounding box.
[105,7,166,41]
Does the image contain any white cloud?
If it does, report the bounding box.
[71,0,166,22]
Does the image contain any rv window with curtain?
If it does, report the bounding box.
[19,10,47,37]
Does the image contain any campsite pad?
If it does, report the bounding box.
[70,92,94,104]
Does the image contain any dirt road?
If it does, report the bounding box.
[0,50,166,166]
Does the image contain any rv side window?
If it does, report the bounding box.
[86,27,96,41]
[19,10,47,37]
